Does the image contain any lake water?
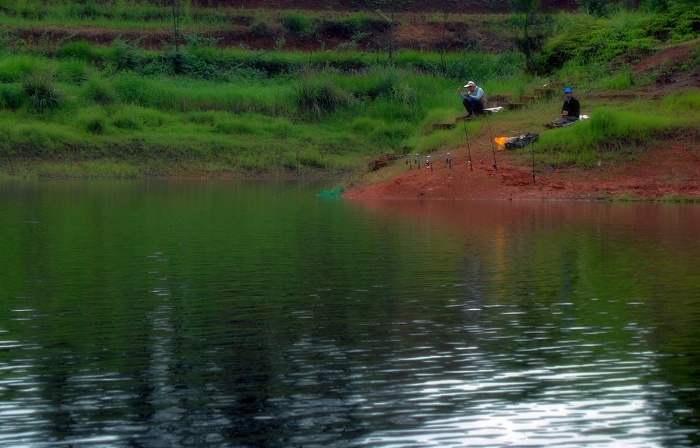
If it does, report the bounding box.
[1,179,699,447]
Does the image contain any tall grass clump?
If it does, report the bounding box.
[294,75,355,121]
[22,72,64,112]
[56,59,90,84]
[601,70,638,89]
[112,73,159,107]
[0,84,25,110]
[107,38,144,72]
[82,75,117,105]
[110,74,287,115]
[76,106,108,134]
[661,90,700,113]
[0,55,43,82]
[56,40,100,61]
[282,12,312,35]
[443,51,525,80]
[111,105,171,130]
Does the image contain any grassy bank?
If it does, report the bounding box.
[0,50,528,178]
[0,2,699,179]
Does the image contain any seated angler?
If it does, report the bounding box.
[546,87,581,128]
[457,81,485,118]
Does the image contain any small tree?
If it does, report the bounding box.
[440,0,460,76]
[512,0,553,74]
[578,0,609,16]
[371,0,414,66]
[373,7,396,66]
[171,0,187,74]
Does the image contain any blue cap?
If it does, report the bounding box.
[564,87,573,93]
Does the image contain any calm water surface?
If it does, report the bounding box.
[1,179,699,447]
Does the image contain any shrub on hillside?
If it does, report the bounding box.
[535,7,699,74]
[108,38,144,72]
[146,47,225,80]
[644,5,700,42]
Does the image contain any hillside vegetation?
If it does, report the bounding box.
[0,0,698,179]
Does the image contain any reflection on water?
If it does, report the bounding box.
[1,180,699,447]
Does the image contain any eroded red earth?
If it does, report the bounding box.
[344,139,700,201]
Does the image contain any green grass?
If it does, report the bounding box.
[0,3,698,178]
[662,90,700,111]
[533,106,695,167]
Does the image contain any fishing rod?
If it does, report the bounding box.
[463,119,473,171]
[485,113,498,171]
[531,138,536,184]
[271,177,319,203]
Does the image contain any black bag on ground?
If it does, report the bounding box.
[505,132,539,150]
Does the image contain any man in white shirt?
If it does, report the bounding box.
[457,81,485,118]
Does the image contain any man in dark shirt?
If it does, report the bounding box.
[546,87,581,128]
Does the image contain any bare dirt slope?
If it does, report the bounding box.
[345,42,700,201]
[343,138,700,201]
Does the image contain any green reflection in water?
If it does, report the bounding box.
[0,180,699,446]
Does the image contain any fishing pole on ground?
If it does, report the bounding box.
[485,113,498,171]
[463,119,473,171]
